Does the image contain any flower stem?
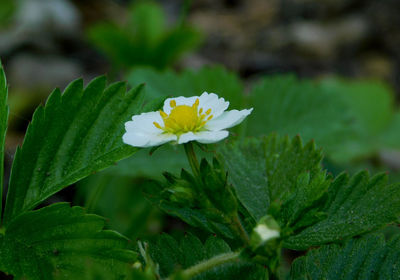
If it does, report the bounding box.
[179,251,240,279]
[184,142,200,178]
[231,213,251,246]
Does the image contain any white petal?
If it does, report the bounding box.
[125,111,163,134]
[178,130,229,144]
[123,131,177,148]
[205,108,253,131]
[198,92,229,119]
[123,111,177,147]
[163,96,198,114]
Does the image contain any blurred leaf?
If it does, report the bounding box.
[247,75,356,162]
[0,1,15,26]
[319,77,398,158]
[290,233,400,280]
[87,2,202,69]
[320,78,394,135]
[127,66,244,109]
[0,203,136,280]
[0,62,8,219]
[285,171,400,249]
[148,232,266,279]
[218,134,325,222]
[3,76,149,225]
[75,173,161,240]
[380,111,400,150]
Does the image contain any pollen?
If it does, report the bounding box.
[154,98,213,134]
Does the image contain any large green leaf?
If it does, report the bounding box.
[3,76,149,225]
[0,203,136,280]
[290,233,400,279]
[147,233,266,279]
[247,75,356,162]
[319,77,399,158]
[285,171,400,249]
[218,134,325,222]
[0,62,8,220]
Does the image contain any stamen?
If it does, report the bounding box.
[153,122,163,129]
[207,115,213,120]
[170,100,176,107]
[206,109,212,115]
[199,108,203,114]
[192,99,199,108]
[159,110,168,118]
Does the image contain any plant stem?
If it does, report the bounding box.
[184,142,200,178]
[179,251,240,279]
[231,213,251,246]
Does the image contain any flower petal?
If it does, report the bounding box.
[205,108,253,131]
[163,96,198,114]
[125,111,163,134]
[123,111,177,147]
[198,92,229,119]
[123,131,177,148]
[178,130,229,144]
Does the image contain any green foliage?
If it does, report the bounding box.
[285,171,400,249]
[0,1,15,26]
[218,134,325,223]
[0,203,136,280]
[147,232,266,279]
[3,76,148,225]
[75,173,161,240]
[142,169,235,239]
[247,75,356,161]
[290,233,400,279]
[319,77,398,159]
[218,135,400,251]
[87,2,202,69]
[127,66,244,109]
[0,62,8,219]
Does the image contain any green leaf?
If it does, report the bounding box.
[142,174,235,239]
[87,2,202,69]
[319,77,398,159]
[285,171,400,249]
[75,172,161,240]
[147,232,265,279]
[0,62,9,220]
[246,75,356,162]
[127,66,244,109]
[0,203,136,280]
[290,233,400,280]
[218,134,324,222]
[3,76,149,225]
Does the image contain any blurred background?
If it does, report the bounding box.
[1,0,400,271]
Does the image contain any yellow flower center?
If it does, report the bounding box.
[153,99,213,134]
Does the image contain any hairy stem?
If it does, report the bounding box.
[179,251,240,279]
[184,142,200,178]
[231,213,251,246]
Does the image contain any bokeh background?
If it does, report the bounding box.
[1,0,400,277]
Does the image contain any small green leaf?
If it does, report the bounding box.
[3,76,149,225]
[290,233,400,280]
[285,171,400,249]
[0,203,136,280]
[0,61,9,221]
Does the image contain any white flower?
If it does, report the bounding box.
[123,92,253,147]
